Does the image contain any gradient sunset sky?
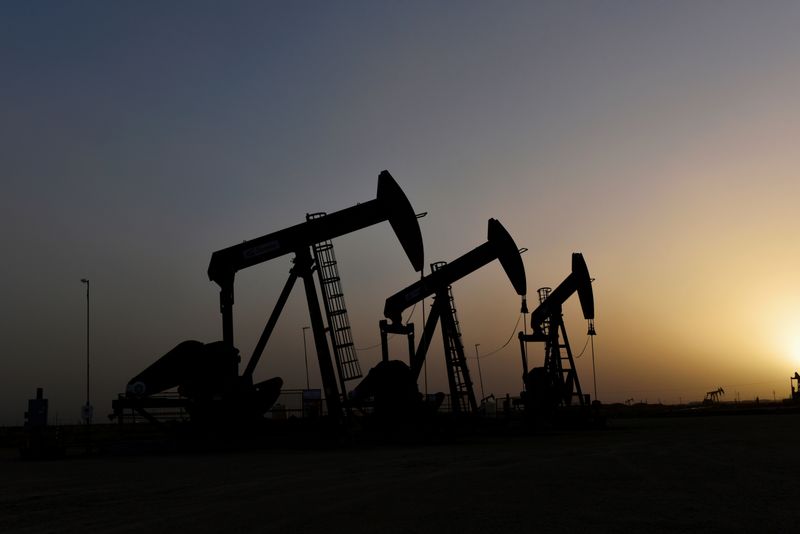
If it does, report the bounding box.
[3,2,800,424]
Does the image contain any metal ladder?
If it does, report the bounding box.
[307,213,362,399]
[431,261,477,414]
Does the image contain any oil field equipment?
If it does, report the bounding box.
[703,387,725,404]
[518,253,595,414]
[113,170,424,425]
[353,218,526,416]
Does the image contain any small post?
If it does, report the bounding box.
[302,326,311,390]
[80,279,92,424]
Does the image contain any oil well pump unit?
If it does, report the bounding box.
[113,170,424,425]
[353,218,527,417]
[518,253,595,415]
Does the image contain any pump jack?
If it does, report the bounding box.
[115,171,424,424]
[353,219,526,416]
[518,253,595,414]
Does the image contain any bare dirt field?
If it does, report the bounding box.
[3,413,800,533]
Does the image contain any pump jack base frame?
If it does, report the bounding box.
[111,394,192,425]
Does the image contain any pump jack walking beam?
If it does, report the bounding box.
[378,218,527,413]
[526,253,594,340]
[207,171,424,418]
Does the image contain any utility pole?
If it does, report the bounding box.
[80,278,92,425]
[302,326,310,390]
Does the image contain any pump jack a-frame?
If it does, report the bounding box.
[117,171,424,424]
[355,219,526,415]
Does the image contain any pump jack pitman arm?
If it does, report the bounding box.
[383,218,527,325]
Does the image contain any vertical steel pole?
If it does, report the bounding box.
[80,278,91,423]
[302,326,310,390]
[86,279,89,409]
[591,335,597,403]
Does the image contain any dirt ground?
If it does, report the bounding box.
[3,414,800,533]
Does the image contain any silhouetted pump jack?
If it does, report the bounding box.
[353,219,527,417]
[518,253,595,414]
[118,171,424,424]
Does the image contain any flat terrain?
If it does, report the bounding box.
[3,414,800,533]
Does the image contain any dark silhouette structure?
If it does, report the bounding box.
[353,219,526,416]
[114,171,424,424]
[24,388,48,429]
[20,388,64,460]
[704,387,725,404]
[518,253,595,414]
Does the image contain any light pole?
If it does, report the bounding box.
[474,343,485,402]
[80,278,92,424]
[302,326,310,390]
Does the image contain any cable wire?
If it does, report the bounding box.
[573,335,591,359]
[474,313,523,359]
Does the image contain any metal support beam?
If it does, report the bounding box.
[219,278,235,347]
[242,271,299,382]
[410,301,441,379]
[379,320,390,363]
[519,332,529,377]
